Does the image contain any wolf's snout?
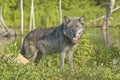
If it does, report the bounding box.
[73,32,77,37]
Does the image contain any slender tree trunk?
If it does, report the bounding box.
[101,0,115,47]
[29,0,35,31]
[59,0,62,24]
[20,0,24,34]
[29,0,33,31]
[33,5,35,29]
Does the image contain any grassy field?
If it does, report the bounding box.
[0,28,120,80]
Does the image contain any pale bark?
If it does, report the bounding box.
[101,0,115,47]
[59,0,62,24]
[29,0,35,31]
[20,0,24,34]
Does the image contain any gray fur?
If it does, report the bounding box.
[21,16,84,69]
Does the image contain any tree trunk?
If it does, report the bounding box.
[29,0,35,31]
[20,0,24,34]
[59,0,62,24]
[101,0,115,47]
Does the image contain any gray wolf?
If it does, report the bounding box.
[20,16,84,69]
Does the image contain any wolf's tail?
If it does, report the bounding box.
[20,45,26,55]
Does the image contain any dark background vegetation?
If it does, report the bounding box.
[0,0,120,29]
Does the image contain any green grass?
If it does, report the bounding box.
[0,28,120,80]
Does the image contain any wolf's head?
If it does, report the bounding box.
[63,16,84,44]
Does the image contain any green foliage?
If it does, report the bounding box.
[6,42,20,56]
[88,28,120,67]
[74,32,95,67]
[0,28,120,80]
[1,0,120,32]
[93,44,120,66]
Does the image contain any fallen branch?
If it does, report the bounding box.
[0,6,17,37]
[89,6,120,22]
[0,16,8,32]
[0,54,30,65]
[0,6,8,32]
[15,54,30,65]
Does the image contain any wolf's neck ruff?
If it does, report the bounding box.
[57,24,80,45]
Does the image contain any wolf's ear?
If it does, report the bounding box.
[64,16,70,24]
[78,16,85,24]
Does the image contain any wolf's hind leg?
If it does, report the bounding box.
[34,51,43,63]
[27,44,38,62]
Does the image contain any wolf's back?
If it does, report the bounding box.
[20,27,57,56]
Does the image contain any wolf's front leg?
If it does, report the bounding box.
[68,51,73,69]
[60,52,65,70]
